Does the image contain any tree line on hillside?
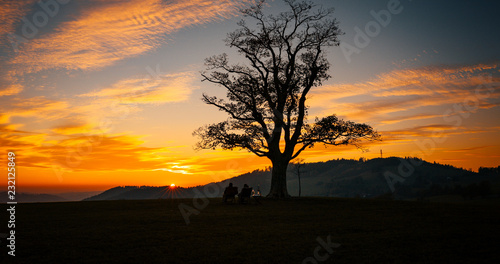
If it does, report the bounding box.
[84,157,499,201]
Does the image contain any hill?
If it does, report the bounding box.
[0,192,66,203]
[56,191,103,201]
[85,157,500,201]
[0,191,102,203]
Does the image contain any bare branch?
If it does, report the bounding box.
[194,0,377,168]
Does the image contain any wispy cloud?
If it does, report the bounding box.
[378,124,492,147]
[51,122,95,135]
[0,0,35,48]
[46,134,174,171]
[310,62,500,123]
[0,122,177,172]
[1,96,69,123]
[383,124,462,138]
[79,71,196,105]
[9,0,253,73]
[0,83,22,97]
[0,68,199,174]
[380,114,441,125]
[0,124,49,166]
[443,146,493,153]
[0,70,24,96]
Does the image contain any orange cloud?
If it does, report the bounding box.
[0,70,24,96]
[380,114,441,125]
[1,110,199,181]
[0,114,9,124]
[1,125,176,172]
[384,124,454,137]
[379,124,490,145]
[444,146,492,153]
[0,0,35,46]
[9,0,253,73]
[52,122,95,135]
[0,124,49,171]
[1,96,69,122]
[46,134,171,171]
[0,83,22,97]
[79,71,196,105]
[1,69,197,143]
[310,62,500,122]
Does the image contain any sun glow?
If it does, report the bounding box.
[170,183,176,188]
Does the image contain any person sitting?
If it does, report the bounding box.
[223,183,238,203]
[238,184,253,204]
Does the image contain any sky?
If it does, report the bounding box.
[1,0,499,193]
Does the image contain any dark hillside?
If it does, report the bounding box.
[85,158,499,201]
[0,192,66,203]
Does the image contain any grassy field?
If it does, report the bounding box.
[1,197,499,263]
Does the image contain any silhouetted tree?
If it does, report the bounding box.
[291,158,305,197]
[194,0,380,198]
[479,166,500,176]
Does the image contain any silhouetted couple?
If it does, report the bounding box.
[223,183,252,204]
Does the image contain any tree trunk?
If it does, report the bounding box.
[267,158,290,198]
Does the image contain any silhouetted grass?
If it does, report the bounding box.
[1,197,499,263]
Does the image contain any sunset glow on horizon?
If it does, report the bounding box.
[1,0,499,193]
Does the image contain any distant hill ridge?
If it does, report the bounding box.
[0,191,102,203]
[0,192,66,203]
[85,157,500,201]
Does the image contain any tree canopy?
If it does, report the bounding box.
[194,0,380,198]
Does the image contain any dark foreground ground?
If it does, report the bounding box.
[1,197,499,263]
